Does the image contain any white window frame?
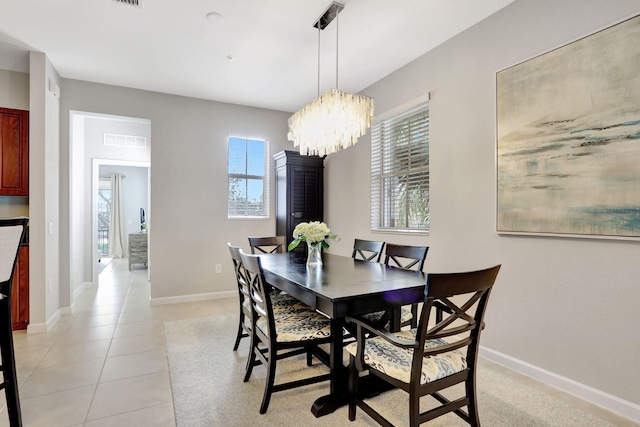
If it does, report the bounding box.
[227,136,270,219]
[371,94,430,233]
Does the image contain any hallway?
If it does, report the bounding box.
[2,259,235,426]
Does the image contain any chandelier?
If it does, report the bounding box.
[287,2,374,156]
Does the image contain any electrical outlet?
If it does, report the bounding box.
[215,264,222,274]
[48,221,54,235]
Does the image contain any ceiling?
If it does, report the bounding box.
[0,0,514,112]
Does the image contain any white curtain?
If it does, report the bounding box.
[108,174,127,258]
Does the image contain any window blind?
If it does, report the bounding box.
[371,98,430,231]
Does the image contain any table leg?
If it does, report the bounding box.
[390,307,401,332]
[311,317,348,417]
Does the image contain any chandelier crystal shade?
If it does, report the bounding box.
[288,89,373,156]
[287,2,374,156]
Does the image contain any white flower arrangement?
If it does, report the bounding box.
[288,221,340,250]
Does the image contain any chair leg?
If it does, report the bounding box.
[410,303,419,328]
[306,349,313,366]
[233,311,245,351]
[466,375,480,427]
[348,355,358,421]
[409,389,419,427]
[243,333,257,382]
[259,347,277,414]
[0,302,23,427]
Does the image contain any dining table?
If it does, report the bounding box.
[258,251,426,418]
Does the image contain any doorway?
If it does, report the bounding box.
[69,110,151,305]
[92,160,150,286]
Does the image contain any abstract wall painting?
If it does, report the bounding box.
[496,14,640,238]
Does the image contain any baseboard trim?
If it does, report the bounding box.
[26,309,62,334]
[73,281,93,299]
[480,346,640,423]
[150,290,236,306]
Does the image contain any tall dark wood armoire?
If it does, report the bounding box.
[274,150,324,248]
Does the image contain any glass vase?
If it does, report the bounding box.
[306,241,323,267]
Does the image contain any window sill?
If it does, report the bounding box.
[228,216,270,220]
[372,228,430,236]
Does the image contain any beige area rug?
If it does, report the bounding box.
[165,315,619,427]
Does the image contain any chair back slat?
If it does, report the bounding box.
[228,243,250,298]
[352,239,385,263]
[248,236,286,254]
[425,266,499,298]
[240,251,275,334]
[383,244,428,271]
[415,265,501,361]
[428,294,481,335]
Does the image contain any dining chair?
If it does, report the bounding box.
[384,243,429,328]
[348,239,388,333]
[228,243,309,352]
[240,250,333,414]
[229,243,255,352]
[352,239,385,263]
[248,236,287,254]
[0,217,29,427]
[346,264,501,427]
[384,243,429,271]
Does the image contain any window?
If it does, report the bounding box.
[371,96,430,232]
[228,137,269,218]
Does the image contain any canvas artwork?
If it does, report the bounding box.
[496,14,640,238]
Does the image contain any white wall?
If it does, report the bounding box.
[0,68,28,110]
[59,80,294,304]
[325,0,640,414]
[68,113,84,301]
[29,51,61,329]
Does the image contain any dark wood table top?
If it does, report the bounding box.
[259,252,426,319]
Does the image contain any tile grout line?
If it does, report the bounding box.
[81,259,133,426]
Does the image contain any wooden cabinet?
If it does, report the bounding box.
[274,150,324,248]
[128,233,148,270]
[0,108,29,196]
[11,245,29,331]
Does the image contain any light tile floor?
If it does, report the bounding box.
[0,258,236,427]
[1,258,637,426]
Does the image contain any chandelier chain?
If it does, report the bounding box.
[336,10,339,89]
[317,25,321,97]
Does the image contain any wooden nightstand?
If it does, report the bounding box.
[128,233,148,270]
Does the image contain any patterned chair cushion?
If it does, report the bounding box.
[345,329,467,384]
[244,293,311,315]
[361,306,413,325]
[271,293,312,313]
[256,309,332,342]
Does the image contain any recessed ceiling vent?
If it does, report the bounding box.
[113,0,140,7]
[104,133,147,149]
